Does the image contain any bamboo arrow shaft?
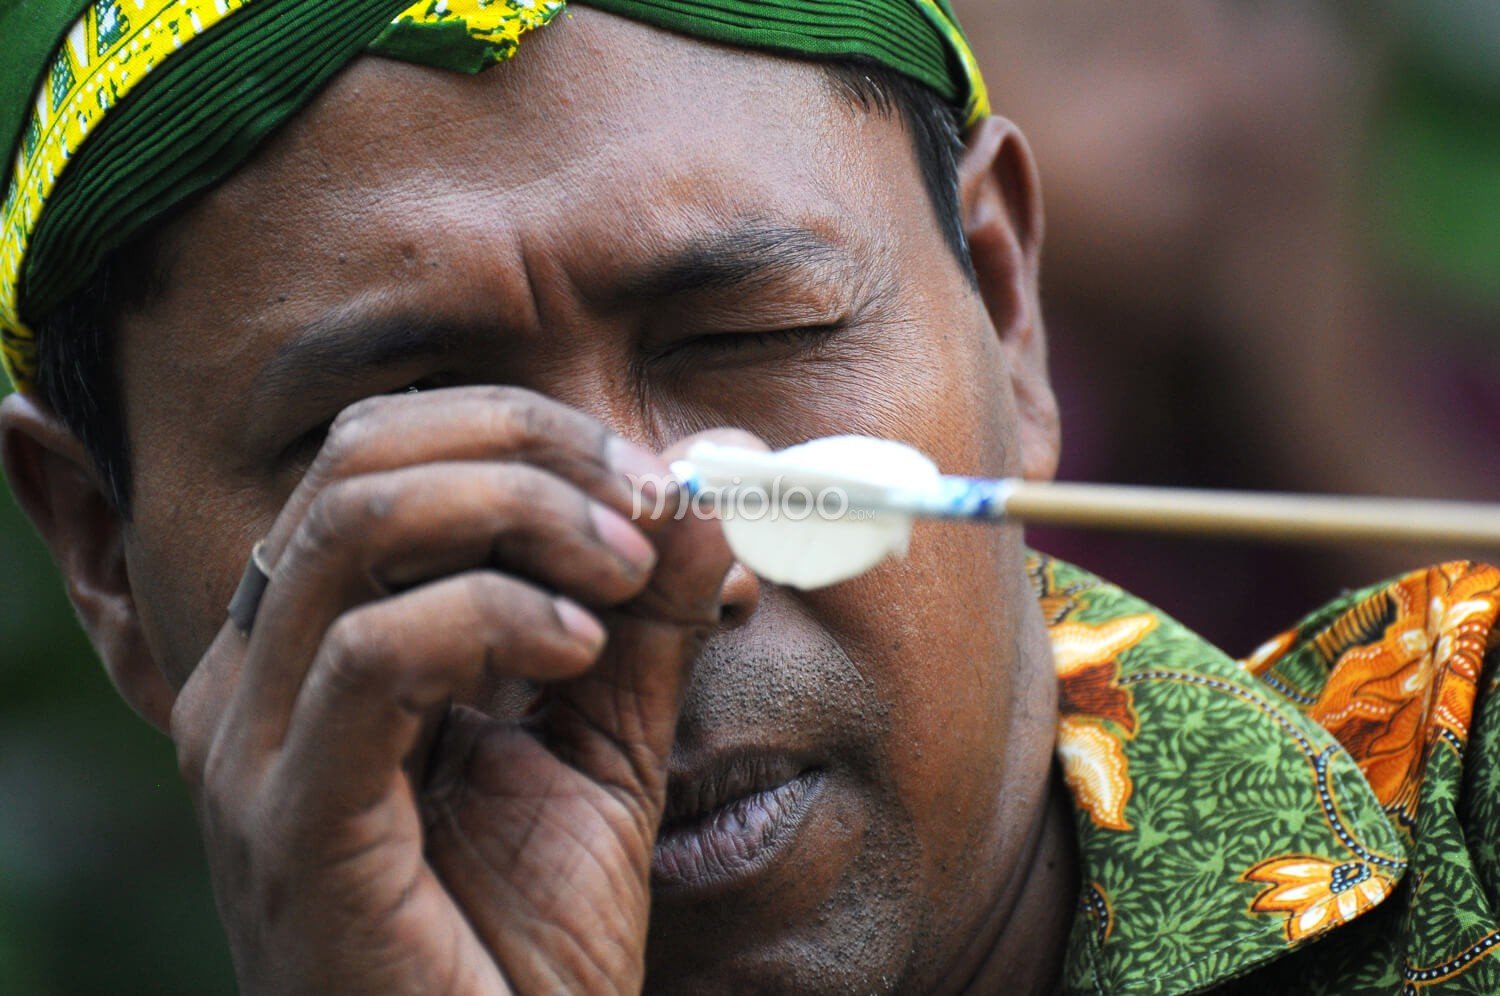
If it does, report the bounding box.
[675,439,1500,552]
[1003,482,1500,549]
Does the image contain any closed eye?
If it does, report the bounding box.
[649,326,842,370]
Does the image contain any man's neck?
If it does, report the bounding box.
[951,764,1079,995]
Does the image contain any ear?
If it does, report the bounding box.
[1,392,175,732]
[960,116,1060,482]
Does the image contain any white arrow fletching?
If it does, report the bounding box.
[679,436,940,589]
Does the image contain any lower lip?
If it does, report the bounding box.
[652,769,824,897]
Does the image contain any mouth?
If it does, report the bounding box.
[652,752,824,898]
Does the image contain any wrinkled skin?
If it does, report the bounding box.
[1,9,1071,994]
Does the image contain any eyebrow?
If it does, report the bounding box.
[253,222,849,401]
[253,312,483,404]
[598,223,848,305]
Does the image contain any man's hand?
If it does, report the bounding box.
[169,387,734,994]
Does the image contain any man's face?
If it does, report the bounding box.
[112,10,1057,991]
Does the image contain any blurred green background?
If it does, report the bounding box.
[0,392,235,993]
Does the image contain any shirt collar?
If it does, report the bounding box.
[1034,553,1409,993]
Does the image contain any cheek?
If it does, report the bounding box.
[125,519,237,687]
[851,275,1020,478]
[125,446,270,688]
[786,319,1036,892]
[821,518,1028,825]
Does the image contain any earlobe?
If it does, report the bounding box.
[959,117,1059,482]
[0,393,176,732]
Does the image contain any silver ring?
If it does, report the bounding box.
[227,541,272,635]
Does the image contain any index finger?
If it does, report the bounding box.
[215,387,671,768]
[257,384,669,569]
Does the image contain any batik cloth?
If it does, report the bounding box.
[1038,552,1500,993]
[0,0,987,393]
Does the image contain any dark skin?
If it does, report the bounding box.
[2,9,1071,993]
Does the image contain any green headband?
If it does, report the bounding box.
[0,0,988,393]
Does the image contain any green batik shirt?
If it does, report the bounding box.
[1035,553,1500,994]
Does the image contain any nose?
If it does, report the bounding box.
[717,561,761,629]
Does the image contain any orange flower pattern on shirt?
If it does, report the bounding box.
[1242,854,1399,944]
[1052,613,1156,831]
[1029,553,1500,992]
[1304,563,1500,827]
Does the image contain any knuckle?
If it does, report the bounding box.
[314,400,379,477]
[319,611,391,694]
[466,572,524,627]
[298,480,369,559]
[200,779,236,832]
[485,387,553,447]
[476,387,610,478]
[200,736,237,794]
[197,744,251,835]
[494,461,550,511]
[170,677,213,788]
[464,575,595,673]
[174,729,207,790]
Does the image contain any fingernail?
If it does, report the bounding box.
[554,597,606,651]
[590,501,658,571]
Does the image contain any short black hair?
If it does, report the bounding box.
[824,60,973,276]
[34,239,164,516]
[32,60,974,518]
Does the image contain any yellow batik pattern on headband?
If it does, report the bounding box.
[910,0,988,127]
[374,0,567,69]
[0,0,562,390]
[0,0,255,386]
